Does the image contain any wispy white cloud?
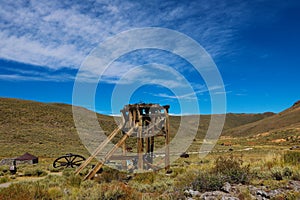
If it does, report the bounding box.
[154,84,226,100]
[0,73,74,82]
[103,63,192,88]
[0,0,253,81]
[214,91,232,95]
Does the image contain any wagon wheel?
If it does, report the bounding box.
[53,154,86,168]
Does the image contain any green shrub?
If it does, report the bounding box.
[48,187,63,199]
[32,182,50,199]
[291,170,300,181]
[104,185,126,199]
[271,191,300,200]
[170,167,186,178]
[40,174,66,188]
[78,181,141,200]
[0,166,9,175]
[67,174,82,187]
[213,155,250,184]
[62,168,75,177]
[251,167,271,180]
[192,172,225,192]
[133,172,155,184]
[77,184,104,199]
[237,188,253,200]
[271,167,283,180]
[283,167,293,177]
[283,151,300,165]
[0,182,50,200]
[0,176,10,184]
[102,181,141,200]
[47,164,60,173]
[80,179,96,189]
[94,167,127,183]
[24,168,47,177]
[0,183,32,200]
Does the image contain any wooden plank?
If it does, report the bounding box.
[75,126,121,175]
[84,123,138,180]
[110,155,137,160]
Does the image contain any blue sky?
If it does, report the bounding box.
[0,0,299,115]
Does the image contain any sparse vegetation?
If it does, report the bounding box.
[213,155,250,184]
[24,168,47,177]
[190,155,250,192]
[1,98,300,199]
[283,151,300,165]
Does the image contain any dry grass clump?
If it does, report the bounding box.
[188,155,250,192]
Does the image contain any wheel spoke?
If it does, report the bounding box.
[73,159,84,164]
[53,154,86,169]
[64,157,70,162]
[70,156,77,162]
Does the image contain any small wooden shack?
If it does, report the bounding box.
[15,152,38,164]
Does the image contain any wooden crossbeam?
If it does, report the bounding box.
[75,126,122,175]
[142,118,165,135]
[84,123,138,180]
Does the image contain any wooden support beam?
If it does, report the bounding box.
[75,126,122,175]
[164,108,170,171]
[84,124,138,180]
[137,108,143,170]
[129,110,133,127]
[141,118,165,135]
[137,128,143,170]
[109,155,137,160]
[146,137,150,153]
[122,135,127,169]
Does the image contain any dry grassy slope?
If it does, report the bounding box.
[222,112,275,130]
[223,101,300,138]
[1,97,293,158]
[169,112,274,140]
[0,98,115,158]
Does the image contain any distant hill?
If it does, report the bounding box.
[0,97,298,157]
[0,98,115,158]
[223,100,300,144]
[222,112,275,130]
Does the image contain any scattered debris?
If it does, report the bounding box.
[290,146,300,150]
[180,152,189,158]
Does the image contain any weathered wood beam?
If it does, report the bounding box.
[84,123,138,180]
[75,126,121,175]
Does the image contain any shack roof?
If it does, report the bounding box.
[15,152,38,161]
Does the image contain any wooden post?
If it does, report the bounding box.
[150,123,155,164]
[164,108,170,171]
[137,126,143,170]
[137,109,143,170]
[133,109,136,125]
[122,132,127,170]
[129,110,133,127]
